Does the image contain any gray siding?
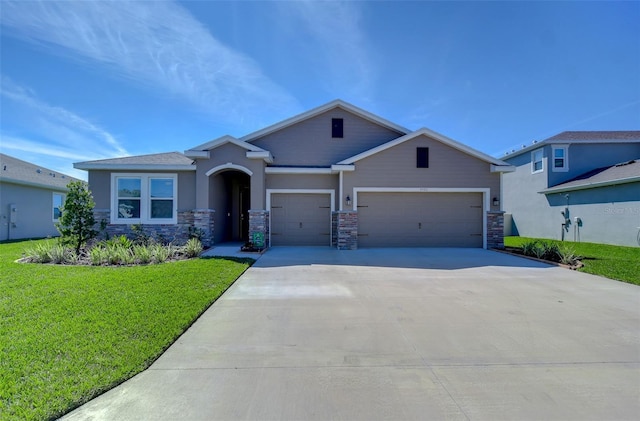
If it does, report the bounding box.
[196,143,266,209]
[0,182,62,241]
[252,109,403,167]
[266,173,338,209]
[547,143,640,187]
[503,143,640,247]
[343,134,501,211]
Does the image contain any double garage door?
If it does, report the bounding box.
[270,192,483,247]
[358,192,483,248]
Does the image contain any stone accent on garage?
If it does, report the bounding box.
[487,211,505,249]
[249,210,269,249]
[334,210,358,250]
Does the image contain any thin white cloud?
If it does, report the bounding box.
[0,0,299,124]
[280,1,375,100]
[0,77,127,178]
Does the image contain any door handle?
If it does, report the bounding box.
[299,222,303,228]
[418,222,422,229]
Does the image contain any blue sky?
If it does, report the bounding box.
[1,0,639,180]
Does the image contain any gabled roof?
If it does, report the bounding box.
[502,131,640,159]
[1,153,80,190]
[74,152,195,171]
[186,135,269,154]
[540,159,640,193]
[239,99,410,143]
[337,127,513,171]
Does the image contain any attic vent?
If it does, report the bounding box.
[36,169,42,173]
[2,165,6,170]
[615,160,636,167]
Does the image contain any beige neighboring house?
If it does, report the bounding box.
[75,100,514,249]
[0,153,80,241]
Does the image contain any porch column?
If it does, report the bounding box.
[334,210,358,250]
[249,210,269,249]
[487,211,505,249]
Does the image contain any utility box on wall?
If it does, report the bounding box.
[9,204,17,224]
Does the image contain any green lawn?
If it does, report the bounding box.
[504,236,640,285]
[0,239,252,421]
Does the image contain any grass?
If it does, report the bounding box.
[0,239,253,421]
[504,236,640,285]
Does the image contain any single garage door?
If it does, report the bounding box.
[271,193,331,246]
[358,192,483,247]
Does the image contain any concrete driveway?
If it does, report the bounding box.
[63,247,640,420]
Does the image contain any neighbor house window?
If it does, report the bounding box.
[53,193,64,221]
[111,174,177,224]
[531,148,543,173]
[332,118,344,138]
[552,145,569,172]
[416,147,429,168]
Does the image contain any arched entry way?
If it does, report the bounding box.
[208,169,251,244]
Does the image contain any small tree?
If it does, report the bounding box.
[56,181,97,254]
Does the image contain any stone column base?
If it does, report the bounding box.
[249,210,269,249]
[334,211,358,250]
[487,211,505,249]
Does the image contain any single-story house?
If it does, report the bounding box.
[75,100,514,249]
[0,153,80,241]
[501,131,640,247]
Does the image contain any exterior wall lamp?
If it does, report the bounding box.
[345,195,351,206]
[492,197,500,207]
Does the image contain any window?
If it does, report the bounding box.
[112,174,177,224]
[332,118,344,138]
[552,145,569,172]
[53,193,64,221]
[416,147,429,168]
[531,148,543,173]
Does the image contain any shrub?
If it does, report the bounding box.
[90,245,109,266]
[48,244,69,264]
[133,245,152,264]
[56,181,97,254]
[24,242,54,263]
[151,244,172,263]
[557,245,581,266]
[183,238,203,258]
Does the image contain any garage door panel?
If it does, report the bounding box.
[358,192,483,248]
[271,193,331,246]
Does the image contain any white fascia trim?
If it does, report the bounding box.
[338,128,509,167]
[265,167,333,174]
[240,99,409,143]
[206,163,253,177]
[491,164,516,173]
[184,150,210,159]
[188,135,268,153]
[266,188,336,247]
[352,187,490,249]
[246,151,273,163]
[539,176,640,194]
[74,163,195,171]
[331,164,355,172]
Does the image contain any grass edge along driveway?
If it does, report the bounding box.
[0,239,252,421]
[504,236,640,285]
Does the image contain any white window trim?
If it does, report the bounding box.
[52,192,64,222]
[110,173,178,224]
[551,145,569,172]
[531,148,544,174]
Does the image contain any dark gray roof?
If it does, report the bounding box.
[545,131,640,142]
[541,159,640,193]
[502,131,640,159]
[0,153,80,190]
[74,152,194,170]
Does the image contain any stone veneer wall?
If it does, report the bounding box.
[249,210,269,249]
[334,211,358,250]
[92,208,215,247]
[487,211,505,249]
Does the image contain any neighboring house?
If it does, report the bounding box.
[75,100,514,250]
[501,131,640,247]
[0,153,80,241]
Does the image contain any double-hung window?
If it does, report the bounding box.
[112,174,177,224]
[531,148,544,173]
[552,145,568,172]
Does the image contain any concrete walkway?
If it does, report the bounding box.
[62,247,640,420]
